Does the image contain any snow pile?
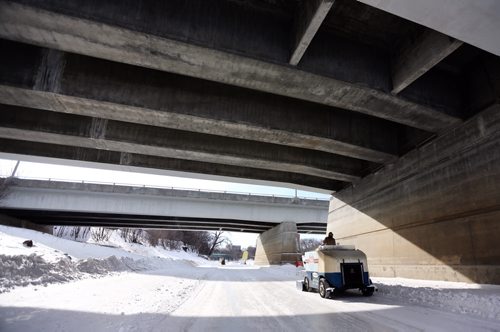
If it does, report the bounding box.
[374,277,500,320]
[0,254,145,292]
[0,225,211,293]
[1,254,77,290]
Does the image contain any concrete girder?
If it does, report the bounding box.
[0,85,399,164]
[0,209,274,233]
[290,0,335,65]
[392,29,463,94]
[0,42,416,164]
[0,138,346,192]
[0,1,461,132]
[0,103,373,182]
[0,126,362,183]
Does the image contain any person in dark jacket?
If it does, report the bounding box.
[323,232,336,245]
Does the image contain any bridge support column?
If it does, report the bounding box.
[328,105,500,284]
[254,222,300,265]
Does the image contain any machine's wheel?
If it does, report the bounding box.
[303,277,311,292]
[319,278,330,298]
[362,287,374,297]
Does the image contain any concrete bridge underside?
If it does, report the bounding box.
[0,0,499,280]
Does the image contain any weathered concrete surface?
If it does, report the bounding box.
[0,1,461,132]
[391,29,463,94]
[0,103,373,183]
[254,222,301,265]
[0,41,411,164]
[289,0,334,65]
[0,143,345,192]
[328,104,500,284]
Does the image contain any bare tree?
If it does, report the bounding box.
[54,226,90,241]
[91,227,112,242]
[300,238,322,253]
[128,229,144,244]
[120,228,145,244]
[208,231,227,256]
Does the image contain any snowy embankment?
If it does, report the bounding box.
[373,277,500,321]
[0,225,209,293]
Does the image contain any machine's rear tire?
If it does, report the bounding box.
[303,277,311,292]
[319,278,330,298]
[362,287,374,297]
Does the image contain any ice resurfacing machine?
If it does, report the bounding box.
[299,245,376,298]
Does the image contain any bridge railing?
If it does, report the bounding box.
[8,175,330,201]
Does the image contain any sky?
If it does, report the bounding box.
[0,158,327,247]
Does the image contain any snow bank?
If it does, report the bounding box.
[373,277,500,321]
[0,225,212,293]
[0,254,145,292]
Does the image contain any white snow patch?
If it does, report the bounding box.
[373,277,500,320]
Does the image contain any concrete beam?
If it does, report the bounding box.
[0,138,347,192]
[0,126,362,183]
[290,0,334,65]
[0,42,405,164]
[0,152,335,194]
[392,30,463,94]
[254,222,301,265]
[0,209,273,233]
[0,2,461,132]
[0,105,373,182]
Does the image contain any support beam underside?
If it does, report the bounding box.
[0,1,461,132]
[290,0,334,65]
[0,40,430,163]
[0,138,346,192]
[392,30,463,94]
[0,104,376,183]
[0,209,326,234]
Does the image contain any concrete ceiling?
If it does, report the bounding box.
[0,0,498,193]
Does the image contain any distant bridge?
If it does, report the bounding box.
[0,177,329,233]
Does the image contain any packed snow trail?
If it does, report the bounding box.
[1,264,499,332]
[170,266,500,332]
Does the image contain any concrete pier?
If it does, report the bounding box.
[254,222,301,265]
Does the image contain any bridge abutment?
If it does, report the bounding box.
[254,222,301,265]
[328,105,500,284]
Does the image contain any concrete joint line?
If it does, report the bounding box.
[34,49,66,93]
[89,118,108,139]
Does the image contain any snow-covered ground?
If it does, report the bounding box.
[1,225,499,331]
